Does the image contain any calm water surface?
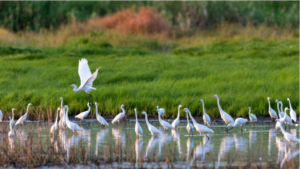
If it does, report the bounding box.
[2,119,300,168]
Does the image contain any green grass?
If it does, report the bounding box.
[0,34,298,119]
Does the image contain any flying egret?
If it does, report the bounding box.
[157,110,174,130]
[183,108,214,139]
[95,102,109,126]
[275,100,285,118]
[185,110,194,135]
[75,103,91,121]
[171,105,183,129]
[50,107,60,134]
[141,111,163,135]
[267,97,278,120]
[199,99,211,126]
[69,58,100,105]
[0,110,2,122]
[134,108,143,137]
[213,95,234,125]
[276,121,300,143]
[248,107,257,126]
[287,98,297,123]
[64,105,85,133]
[15,103,32,126]
[225,118,248,133]
[8,108,16,137]
[111,104,126,124]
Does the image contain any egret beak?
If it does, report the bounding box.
[68,85,72,87]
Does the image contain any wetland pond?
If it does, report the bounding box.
[1,118,299,168]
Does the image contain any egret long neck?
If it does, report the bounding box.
[144,113,149,125]
[158,113,162,122]
[135,110,138,122]
[25,104,31,115]
[65,107,69,121]
[73,85,79,92]
[55,109,59,123]
[283,109,287,120]
[61,99,63,108]
[276,102,280,113]
[95,105,99,116]
[121,107,125,115]
[216,97,223,113]
[268,99,271,108]
[279,102,284,112]
[278,123,287,135]
[177,106,181,119]
[201,102,206,114]
[288,100,292,109]
[187,110,196,124]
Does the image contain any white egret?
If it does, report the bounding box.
[50,107,60,134]
[64,105,85,133]
[199,99,211,126]
[183,108,214,139]
[184,110,194,135]
[95,102,109,126]
[267,97,278,120]
[141,111,163,135]
[156,106,165,115]
[8,108,16,137]
[111,104,126,124]
[277,121,300,143]
[0,110,2,122]
[134,108,143,137]
[8,116,15,129]
[226,118,248,133]
[157,110,174,130]
[59,97,67,129]
[75,103,91,121]
[135,138,143,168]
[171,105,183,129]
[275,100,285,118]
[276,107,293,130]
[69,58,99,105]
[15,103,32,126]
[278,101,293,126]
[287,98,297,123]
[213,94,234,125]
[248,107,257,126]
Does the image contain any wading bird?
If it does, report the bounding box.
[213,95,234,125]
[183,108,214,139]
[50,107,60,134]
[199,100,211,126]
[134,108,143,137]
[268,97,278,120]
[277,121,300,143]
[95,102,109,126]
[58,97,67,129]
[15,103,32,126]
[171,105,183,129]
[276,107,292,130]
[111,104,126,124]
[185,110,194,135]
[248,107,257,126]
[157,109,174,130]
[156,106,165,115]
[287,98,297,123]
[64,105,85,133]
[8,108,16,137]
[142,111,162,135]
[278,101,293,126]
[75,103,91,121]
[275,100,285,118]
[69,58,100,105]
[8,116,15,129]
[225,118,248,133]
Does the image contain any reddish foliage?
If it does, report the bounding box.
[97,7,170,35]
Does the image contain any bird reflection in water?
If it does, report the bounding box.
[171,129,182,155]
[144,136,160,159]
[268,128,277,156]
[186,137,194,162]
[191,136,214,166]
[95,129,109,156]
[135,138,143,168]
[158,133,173,156]
[216,135,235,169]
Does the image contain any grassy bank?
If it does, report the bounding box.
[0,29,298,120]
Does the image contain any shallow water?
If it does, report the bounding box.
[1,119,300,168]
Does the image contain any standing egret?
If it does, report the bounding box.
[15,103,32,126]
[225,118,248,133]
[156,106,165,115]
[134,108,143,137]
[199,100,211,126]
[248,107,257,126]
[95,102,109,126]
[50,107,60,134]
[8,108,16,137]
[275,100,285,118]
[59,97,67,129]
[8,116,15,129]
[213,95,234,125]
[267,97,278,120]
[75,103,91,121]
[276,108,292,130]
[0,110,2,122]
[157,110,174,130]
[287,98,297,123]
[183,108,214,139]
[279,101,293,126]
[171,105,183,129]
[277,121,300,143]
[185,110,194,135]
[64,105,85,133]
[141,111,163,135]
[69,58,99,105]
[111,104,126,124]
